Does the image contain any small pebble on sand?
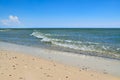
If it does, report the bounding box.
[32,58,35,60]
[66,76,68,78]
[91,74,93,76]
[12,65,15,67]
[40,67,43,69]
[53,64,56,67]
[19,77,23,79]
[46,74,52,77]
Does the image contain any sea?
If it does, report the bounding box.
[0,28,120,60]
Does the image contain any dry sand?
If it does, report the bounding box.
[0,49,120,80]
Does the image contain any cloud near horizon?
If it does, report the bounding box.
[1,15,21,26]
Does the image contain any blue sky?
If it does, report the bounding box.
[0,0,120,28]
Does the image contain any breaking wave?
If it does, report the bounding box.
[30,31,120,56]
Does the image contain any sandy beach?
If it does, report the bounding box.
[1,0,120,79]
[0,48,120,80]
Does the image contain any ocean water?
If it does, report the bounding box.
[0,28,120,59]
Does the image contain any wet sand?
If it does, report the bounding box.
[0,49,120,80]
[0,41,120,77]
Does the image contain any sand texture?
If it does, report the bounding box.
[0,49,120,80]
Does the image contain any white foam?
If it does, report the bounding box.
[31,31,51,42]
[117,48,120,50]
[31,31,98,52]
[41,37,51,42]
[0,29,10,32]
[31,31,45,39]
[30,31,118,55]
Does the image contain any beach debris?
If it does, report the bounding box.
[82,68,84,70]
[15,56,17,59]
[103,70,108,74]
[53,64,56,67]
[46,74,52,77]
[103,72,108,74]
[12,56,17,59]
[32,58,35,60]
[15,63,18,65]
[19,77,23,79]
[79,69,82,71]
[9,74,12,76]
[12,65,15,67]
[66,76,68,78]
[14,56,17,59]
[43,72,52,77]
[91,74,93,76]
[40,67,43,69]
[12,65,16,70]
[82,67,87,71]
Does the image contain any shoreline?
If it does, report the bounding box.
[0,41,120,77]
[0,28,120,60]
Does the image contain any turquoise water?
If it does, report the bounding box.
[0,28,120,59]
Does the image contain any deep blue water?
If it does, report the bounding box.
[0,28,120,59]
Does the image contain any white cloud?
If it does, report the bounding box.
[1,15,21,26]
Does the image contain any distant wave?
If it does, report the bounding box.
[30,31,120,57]
[0,29,10,32]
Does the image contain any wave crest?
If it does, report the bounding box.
[30,31,120,55]
[0,29,10,32]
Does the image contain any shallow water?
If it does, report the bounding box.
[0,28,120,59]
